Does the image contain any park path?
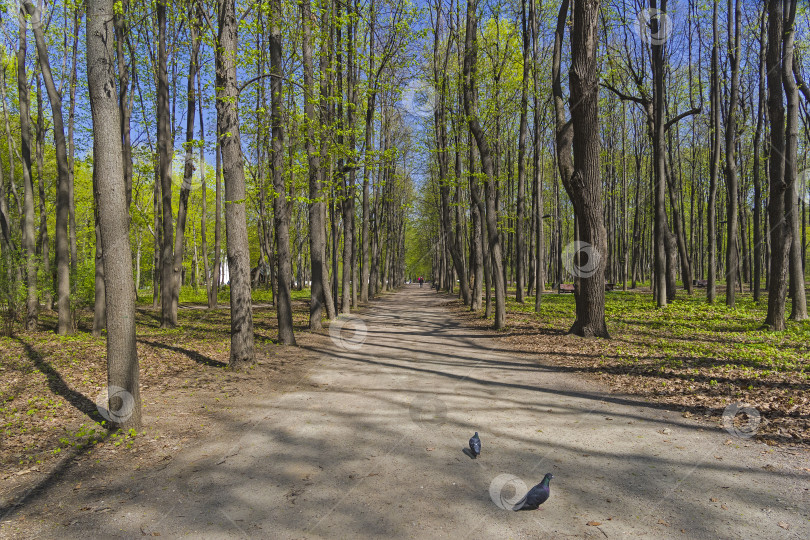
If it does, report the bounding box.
[4,287,809,538]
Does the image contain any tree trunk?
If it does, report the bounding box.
[171,16,201,320]
[341,2,358,314]
[753,7,766,303]
[567,0,609,337]
[783,0,807,321]
[463,0,505,329]
[68,9,80,284]
[35,75,51,312]
[763,0,791,330]
[157,0,175,327]
[469,134,483,311]
[199,68,210,300]
[113,0,133,207]
[209,135,222,309]
[87,0,141,429]
[303,0,327,329]
[216,0,256,364]
[26,0,72,332]
[270,0,296,345]
[651,0,669,307]
[531,0,544,309]
[18,14,37,331]
[707,1,721,304]
[724,0,741,307]
[515,0,529,304]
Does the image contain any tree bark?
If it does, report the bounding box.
[170,14,201,321]
[157,0,175,327]
[113,0,133,207]
[515,0,529,304]
[782,0,807,321]
[531,0,544,309]
[567,0,609,337]
[651,0,668,307]
[26,0,74,333]
[270,0,295,345]
[18,13,37,331]
[763,0,791,330]
[753,8,765,303]
[68,8,80,291]
[707,1,721,303]
[303,0,327,329]
[463,0,505,329]
[35,75,51,312]
[199,67,210,302]
[87,0,141,429]
[210,135,222,309]
[724,0,741,307]
[216,0,256,364]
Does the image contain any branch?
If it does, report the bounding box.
[600,82,648,106]
[795,55,810,105]
[665,105,703,131]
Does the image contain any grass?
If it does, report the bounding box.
[0,287,313,473]
[509,291,809,375]
[452,286,810,445]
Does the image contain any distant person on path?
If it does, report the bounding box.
[419,276,424,288]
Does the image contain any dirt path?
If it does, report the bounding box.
[2,287,808,538]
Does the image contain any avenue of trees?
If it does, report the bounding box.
[0,0,808,428]
[417,0,809,337]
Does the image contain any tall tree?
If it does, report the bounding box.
[707,0,721,303]
[157,0,174,327]
[752,7,766,303]
[463,0,506,329]
[303,0,332,329]
[270,0,296,345]
[650,0,669,307]
[433,0,470,306]
[170,7,202,322]
[87,0,141,429]
[566,0,608,337]
[18,8,37,331]
[782,0,807,321]
[763,0,791,330]
[530,0,544,310]
[216,0,256,365]
[25,0,73,334]
[515,0,530,303]
[724,0,741,307]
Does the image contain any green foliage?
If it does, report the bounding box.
[508,291,810,374]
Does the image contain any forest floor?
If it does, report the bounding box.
[1,286,809,538]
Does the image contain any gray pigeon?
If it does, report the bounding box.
[469,432,481,458]
[513,473,553,510]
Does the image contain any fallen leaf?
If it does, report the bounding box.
[778,522,790,530]
[720,504,728,510]
[657,519,669,526]
[425,447,435,452]
[710,498,718,502]
[587,521,602,526]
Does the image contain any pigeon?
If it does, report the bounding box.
[513,473,553,511]
[469,432,481,458]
